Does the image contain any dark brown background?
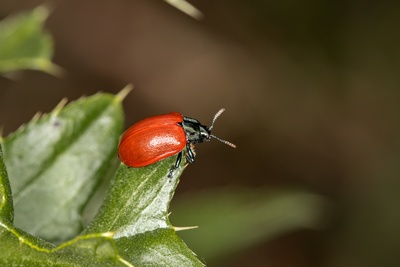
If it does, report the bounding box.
[1,1,400,266]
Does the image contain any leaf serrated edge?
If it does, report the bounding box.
[51,98,68,117]
[3,91,114,140]
[115,84,134,103]
[173,225,199,232]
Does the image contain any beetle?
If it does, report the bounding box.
[118,108,236,177]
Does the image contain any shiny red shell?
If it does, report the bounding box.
[118,112,186,167]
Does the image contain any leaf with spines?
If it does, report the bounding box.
[84,158,204,266]
[2,89,126,242]
[0,87,204,266]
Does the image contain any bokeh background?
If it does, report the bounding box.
[1,0,400,266]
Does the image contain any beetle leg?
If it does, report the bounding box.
[185,143,196,163]
[168,151,182,178]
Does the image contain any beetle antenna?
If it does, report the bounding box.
[211,134,237,148]
[209,108,236,148]
[209,108,226,131]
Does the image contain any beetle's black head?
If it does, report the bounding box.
[182,109,236,148]
[182,117,211,144]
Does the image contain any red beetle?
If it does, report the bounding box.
[118,108,236,177]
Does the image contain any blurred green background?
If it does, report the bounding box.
[1,0,400,266]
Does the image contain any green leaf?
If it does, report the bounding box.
[0,225,130,266]
[1,87,203,266]
[2,91,124,242]
[0,5,61,75]
[171,188,330,265]
[84,158,204,266]
[1,144,131,266]
[0,145,14,224]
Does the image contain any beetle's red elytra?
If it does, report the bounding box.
[118,108,236,177]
